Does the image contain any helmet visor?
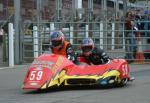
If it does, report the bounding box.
[81,46,93,53]
[51,40,62,47]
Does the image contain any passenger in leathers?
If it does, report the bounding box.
[80,38,109,65]
[50,31,77,64]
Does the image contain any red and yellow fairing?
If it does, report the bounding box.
[22,54,131,90]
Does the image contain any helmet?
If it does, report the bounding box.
[50,31,64,48]
[81,38,94,55]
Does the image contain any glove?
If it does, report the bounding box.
[67,55,75,61]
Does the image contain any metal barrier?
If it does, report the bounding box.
[22,20,150,63]
[20,0,150,64]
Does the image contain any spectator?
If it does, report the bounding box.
[0,28,4,46]
[125,11,137,63]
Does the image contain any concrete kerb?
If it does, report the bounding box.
[0,64,29,70]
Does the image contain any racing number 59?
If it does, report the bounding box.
[30,71,43,81]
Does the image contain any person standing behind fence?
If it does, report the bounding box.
[125,11,137,63]
[0,28,4,46]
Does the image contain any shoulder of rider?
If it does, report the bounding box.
[92,47,104,54]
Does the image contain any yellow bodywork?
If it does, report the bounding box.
[41,69,121,89]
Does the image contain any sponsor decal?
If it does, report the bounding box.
[32,60,54,69]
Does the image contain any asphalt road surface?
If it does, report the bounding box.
[0,64,150,103]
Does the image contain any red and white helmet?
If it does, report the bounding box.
[81,38,94,55]
[50,31,64,48]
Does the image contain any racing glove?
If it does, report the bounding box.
[66,45,78,64]
[101,52,109,63]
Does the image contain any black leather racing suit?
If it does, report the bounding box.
[82,47,109,65]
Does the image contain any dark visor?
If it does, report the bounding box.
[81,46,92,53]
[51,40,62,47]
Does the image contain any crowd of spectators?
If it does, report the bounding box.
[124,9,150,62]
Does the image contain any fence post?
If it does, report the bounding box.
[33,26,39,58]
[111,22,115,50]
[122,23,125,49]
[8,23,14,67]
[50,22,55,35]
[86,24,89,38]
[100,22,103,49]
[70,26,73,44]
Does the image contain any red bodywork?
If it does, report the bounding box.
[22,54,132,90]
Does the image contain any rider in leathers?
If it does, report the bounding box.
[80,38,109,65]
[50,31,77,64]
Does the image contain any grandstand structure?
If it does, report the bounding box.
[0,0,149,22]
[0,0,124,23]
